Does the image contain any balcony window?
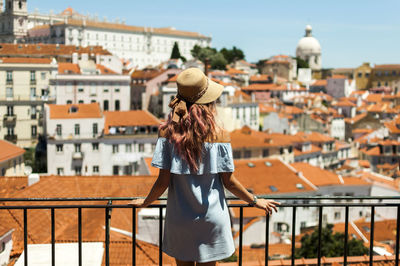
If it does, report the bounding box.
[92,143,99,151]
[74,144,81,153]
[93,166,99,173]
[112,144,119,153]
[334,212,341,220]
[93,123,98,135]
[31,125,37,137]
[74,124,80,135]
[30,106,36,119]
[6,71,12,81]
[75,166,82,175]
[126,144,132,152]
[244,150,251,158]
[6,106,14,116]
[30,71,36,81]
[115,100,120,111]
[41,72,46,80]
[57,168,64,175]
[56,144,63,152]
[138,144,144,152]
[104,100,109,111]
[30,88,36,98]
[113,165,119,175]
[56,124,62,136]
[6,87,13,98]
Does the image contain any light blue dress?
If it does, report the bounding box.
[151,137,235,262]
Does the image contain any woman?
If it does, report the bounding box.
[130,68,280,266]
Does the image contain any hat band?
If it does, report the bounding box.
[178,78,209,104]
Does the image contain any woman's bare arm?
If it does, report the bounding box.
[129,169,171,208]
[220,172,280,213]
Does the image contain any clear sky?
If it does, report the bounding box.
[28,0,400,68]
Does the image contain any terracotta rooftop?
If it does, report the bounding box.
[249,74,271,82]
[344,113,367,124]
[48,103,102,119]
[0,57,53,64]
[104,110,160,134]
[311,79,327,86]
[0,140,25,163]
[0,43,111,56]
[291,162,343,187]
[230,127,293,149]
[58,62,81,74]
[131,69,166,80]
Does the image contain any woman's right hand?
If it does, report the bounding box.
[128,198,147,208]
[255,199,280,215]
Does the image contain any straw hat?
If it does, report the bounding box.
[176,68,223,104]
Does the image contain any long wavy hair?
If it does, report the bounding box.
[159,101,218,172]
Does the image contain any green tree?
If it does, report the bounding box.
[210,52,228,70]
[295,224,369,259]
[294,57,310,69]
[170,42,182,59]
[220,46,245,64]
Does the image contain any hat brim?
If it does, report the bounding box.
[195,78,224,104]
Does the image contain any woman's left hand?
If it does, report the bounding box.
[128,198,147,208]
[255,199,280,215]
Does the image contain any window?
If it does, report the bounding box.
[78,87,84,92]
[6,87,13,97]
[75,166,82,175]
[56,144,63,152]
[112,144,119,153]
[92,123,98,135]
[334,212,341,220]
[74,144,81,152]
[30,71,36,81]
[67,100,72,104]
[244,150,251,158]
[74,124,80,135]
[6,71,12,81]
[57,168,64,175]
[103,100,109,111]
[358,72,362,78]
[262,149,269,157]
[6,106,13,116]
[113,165,119,175]
[126,144,132,152]
[103,88,109,93]
[31,125,37,137]
[300,222,307,229]
[41,72,46,80]
[56,124,62,136]
[93,165,99,173]
[115,100,120,111]
[92,142,99,151]
[138,143,144,152]
[78,100,84,104]
[115,88,120,92]
[30,106,36,119]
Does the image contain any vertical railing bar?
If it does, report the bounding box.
[291,206,296,266]
[132,207,136,266]
[159,207,163,266]
[78,207,82,266]
[369,206,375,266]
[105,200,112,266]
[265,213,269,266]
[317,206,323,266]
[343,206,349,266]
[239,207,243,266]
[395,205,400,266]
[24,208,28,266]
[51,208,55,266]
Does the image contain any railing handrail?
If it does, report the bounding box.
[1,195,400,202]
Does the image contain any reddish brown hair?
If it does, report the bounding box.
[159,101,218,172]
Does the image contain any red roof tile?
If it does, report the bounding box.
[48,103,102,119]
[104,110,160,134]
[0,140,25,163]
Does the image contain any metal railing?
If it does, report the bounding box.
[0,196,399,266]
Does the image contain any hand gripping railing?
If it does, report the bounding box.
[0,196,399,266]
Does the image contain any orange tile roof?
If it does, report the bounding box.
[329,74,347,79]
[249,74,271,82]
[233,158,317,195]
[333,99,357,107]
[374,64,400,69]
[58,62,81,74]
[295,131,335,143]
[293,144,321,156]
[376,163,398,170]
[311,79,327,86]
[259,103,276,114]
[226,67,247,75]
[0,140,25,163]
[291,162,342,186]
[104,110,160,134]
[0,43,111,56]
[231,127,293,149]
[263,255,395,265]
[0,176,27,197]
[96,64,117,75]
[243,83,286,91]
[344,113,367,124]
[0,57,53,64]
[55,19,209,39]
[48,103,102,119]
[356,170,399,190]
[366,93,384,103]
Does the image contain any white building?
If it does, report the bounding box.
[0,1,212,69]
[296,25,322,71]
[45,103,160,176]
[54,60,130,111]
[330,115,345,140]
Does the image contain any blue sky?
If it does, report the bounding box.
[29,0,400,68]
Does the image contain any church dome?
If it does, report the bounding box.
[296,25,321,55]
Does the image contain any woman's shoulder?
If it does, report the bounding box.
[157,128,231,143]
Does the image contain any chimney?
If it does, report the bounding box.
[28,174,40,186]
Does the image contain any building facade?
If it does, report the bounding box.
[0,57,58,147]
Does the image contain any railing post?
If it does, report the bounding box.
[51,208,55,266]
[78,207,82,266]
[369,206,375,266]
[132,207,136,266]
[238,207,243,266]
[396,205,400,266]
[24,208,28,266]
[105,200,112,266]
[291,206,296,266]
[265,213,269,266]
[317,206,323,266]
[343,206,349,266]
[159,207,163,266]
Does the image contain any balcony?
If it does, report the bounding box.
[0,196,398,266]
[30,79,36,85]
[4,134,17,143]
[3,114,16,127]
[6,79,13,85]
[72,152,84,160]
